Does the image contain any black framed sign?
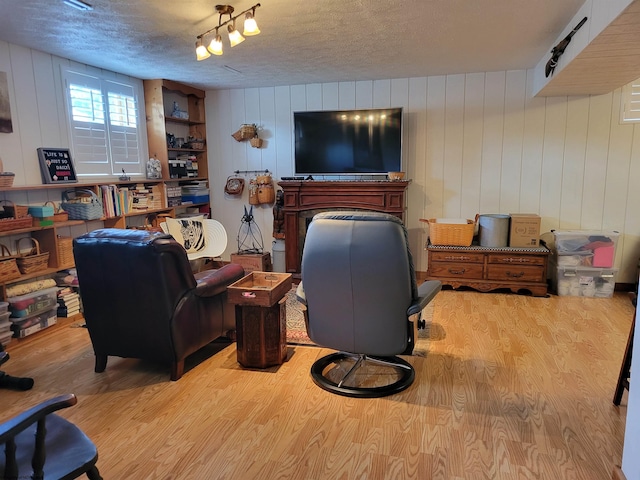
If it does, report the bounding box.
[37,148,78,184]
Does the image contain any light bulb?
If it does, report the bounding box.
[243,12,260,36]
[228,23,245,47]
[207,35,223,56]
[195,40,210,61]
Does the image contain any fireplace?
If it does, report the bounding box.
[277,180,410,274]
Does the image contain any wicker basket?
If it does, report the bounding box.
[57,236,74,266]
[0,215,33,233]
[0,159,15,187]
[61,189,104,220]
[0,244,21,282]
[0,173,15,187]
[15,237,50,274]
[232,124,257,142]
[250,137,263,148]
[0,200,29,218]
[190,141,204,150]
[44,201,69,222]
[421,218,475,246]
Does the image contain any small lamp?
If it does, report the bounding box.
[207,34,224,56]
[228,22,245,47]
[243,11,260,36]
[195,39,210,61]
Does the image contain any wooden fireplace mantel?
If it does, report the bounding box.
[277,180,410,274]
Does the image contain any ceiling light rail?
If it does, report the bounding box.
[196,3,261,60]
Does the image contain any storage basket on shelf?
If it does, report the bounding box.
[57,236,74,267]
[0,215,33,233]
[61,189,103,220]
[420,218,475,247]
[0,244,21,282]
[0,200,29,218]
[15,237,50,274]
[44,201,69,222]
[0,159,15,187]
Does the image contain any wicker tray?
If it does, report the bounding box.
[0,244,21,283]
[420,218,475,246]
[15,237,50,274]
[0,216,33,233]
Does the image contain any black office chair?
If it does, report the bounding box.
[0,393,101,479]
[298,211,441,398]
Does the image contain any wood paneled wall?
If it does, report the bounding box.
[1,40,639,282]
[207,72,640,283]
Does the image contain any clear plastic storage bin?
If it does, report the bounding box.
[552,230,619,269]
[552,265,617,298]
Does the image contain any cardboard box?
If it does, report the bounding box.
[230,252,272,274]
[509,214,541,247]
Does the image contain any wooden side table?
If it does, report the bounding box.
[227,272,292,368]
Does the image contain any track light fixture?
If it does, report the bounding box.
[196,3,261,60]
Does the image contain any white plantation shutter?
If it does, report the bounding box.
[621,78,640,123]
[105,80,140,171]
[63,69,144,176]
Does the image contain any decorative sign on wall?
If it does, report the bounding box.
[37,148,78,184]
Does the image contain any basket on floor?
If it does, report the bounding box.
[15,237,50,274]
[57,236,74,266]
[44,201,69,222]
[61,189,103,221]
[420,218,475,246]
[0,244,21,282]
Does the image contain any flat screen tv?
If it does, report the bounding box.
[294,107,402,176]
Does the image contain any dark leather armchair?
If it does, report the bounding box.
[299,211,441,397]
[73,228,245,380]
[0,393,101,479]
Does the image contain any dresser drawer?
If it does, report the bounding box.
[429,251,484,263]
[488,253,547,266]
[429,263,484,279]
[487,265,545,282]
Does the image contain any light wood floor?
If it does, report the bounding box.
[1,290,634,479]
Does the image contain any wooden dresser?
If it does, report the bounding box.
[426,244,550,296]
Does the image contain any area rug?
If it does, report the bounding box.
[284,287,435,356]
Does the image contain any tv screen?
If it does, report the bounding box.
[294,108,402,176]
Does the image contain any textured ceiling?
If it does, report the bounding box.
[0,0,586,91]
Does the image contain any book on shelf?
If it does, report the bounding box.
[57,306,80,317]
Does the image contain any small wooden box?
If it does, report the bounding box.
[227,271,292,308]
[230,252,271,273]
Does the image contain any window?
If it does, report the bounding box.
[621,78,640,124]
[62,68,146,176]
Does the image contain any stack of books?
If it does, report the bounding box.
[57,288,81,318]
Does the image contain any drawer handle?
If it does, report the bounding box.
[444,256,471,261]
[506,271,525,278]
[502,258,531,263]
[448,268,466,275]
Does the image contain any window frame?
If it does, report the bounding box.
[621,78,640,124]
[61,67,148,178]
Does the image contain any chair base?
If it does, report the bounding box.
[310,352,415,398]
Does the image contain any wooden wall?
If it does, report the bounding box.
[207,72,640,283]
[1,39,639,283]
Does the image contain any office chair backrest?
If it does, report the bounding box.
[301,211,417,356]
